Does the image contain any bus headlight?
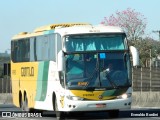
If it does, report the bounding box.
[117,93,131,99]
[67,96,84,101]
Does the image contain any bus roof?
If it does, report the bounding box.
[11,23,124,40]
[55,24,124,36]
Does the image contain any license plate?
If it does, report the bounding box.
[96,104,106,108]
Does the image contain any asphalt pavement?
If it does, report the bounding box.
[0,104,160,120]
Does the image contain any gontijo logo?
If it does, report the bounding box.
[21,67,34,77]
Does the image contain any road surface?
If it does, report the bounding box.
[0,104,160,120]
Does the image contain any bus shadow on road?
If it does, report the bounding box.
[42,111,119,120]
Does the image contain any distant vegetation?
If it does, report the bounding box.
[129,37,160,67]
[101,8,160,67]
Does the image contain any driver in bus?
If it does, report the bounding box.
[104,63,113,73]
[100,63,114,79]
[94,63,114,87]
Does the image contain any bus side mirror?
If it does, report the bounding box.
[129,46,140,66]
[57,50,65,71]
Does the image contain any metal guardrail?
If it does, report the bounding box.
[132,67,160,92]
[0,77,11,93]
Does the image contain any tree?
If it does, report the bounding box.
[101,8,147,41]
[129,37,160,67]
[129,38,151,67]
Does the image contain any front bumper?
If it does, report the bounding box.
[60,97,131,111]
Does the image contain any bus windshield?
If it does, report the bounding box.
[65,52,131,90]
[64,34,127,52]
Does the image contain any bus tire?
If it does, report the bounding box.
[19,92,22,108]
[52,92,56,111]
[21,94,43,114]
[20,99,23,111]
[22,95,29,112]
[108,110,119,118]
[55,97,65,120]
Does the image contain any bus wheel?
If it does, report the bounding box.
[108,110,119,118]
[22,96,29,112]
[55,97,65,120]
[20,100,23,111]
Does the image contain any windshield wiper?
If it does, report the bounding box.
[105,74,119,89]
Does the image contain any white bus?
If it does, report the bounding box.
[11,23,139,119]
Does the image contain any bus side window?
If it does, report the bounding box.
[29,37,37,61]
[24,39,30,61]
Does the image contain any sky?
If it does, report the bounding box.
[0,0,160,53]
